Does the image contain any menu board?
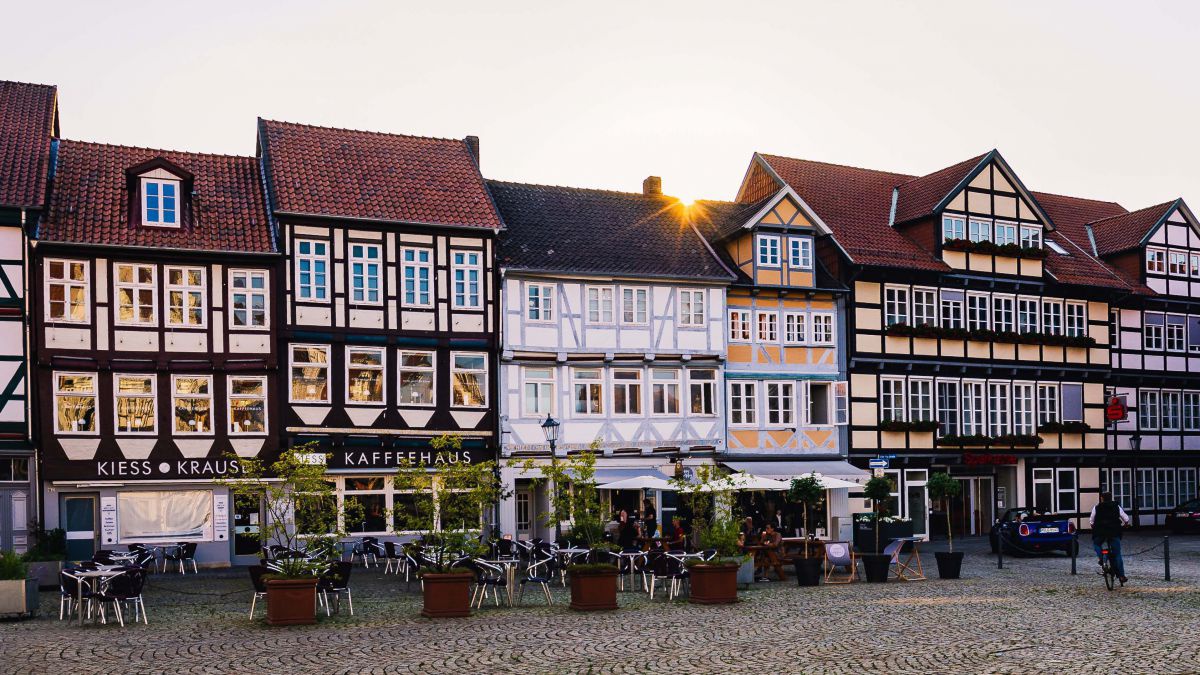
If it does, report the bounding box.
[213,494,229,541]
[100,496,118,545]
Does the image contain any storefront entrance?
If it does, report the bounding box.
[63,494,98,561]
[950,477,994,536]
[232,493,264,562]
[0,489,29,552]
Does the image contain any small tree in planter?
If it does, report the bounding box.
[860,475,896,583]
[927,472,964,579]
[394,434,505,618]
[788,474,825,586]
[220,442,350,625]
[0,549,37,619]
[683,473,747,604]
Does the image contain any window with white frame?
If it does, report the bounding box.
[290,344,330,403]
[573,369,604,415]
[993,295,1014,333]
[350,244,381,304]
[172,375,212,434]
[652,370,680,415]
[909,379,933,422]
[1184,392,1200,431]
[115,263,156,325]
[811,313,834,344]
[912,288,937,327]
[728,309,751,341]
[229,376,267,434]
[1169,251,1188,276]
[679,289,705,326]
[757,312,778,342]
[688,370,716,416]
[1013,383,1035,434]
[1157,468,1176,510]
[940,291,964,330]
[114,374,155,434]
[1020,226,1042,249]
[967,294,989,331]
[1192,253,1200,278]
[1139,390,1159,430]
[789,237,813,269]
[1032,468,1054,512]
[45,259,89,323]
[522,367,554,416]
[452,251,482,309]
[296,240,329,302]
[756,234,780,267]
[1179,468,1198,504]
[621,287,648,325]
[1109,468,1133,510]
[1065,302,1086,338]
[729,382,757,425]
[586,287,614,323]
[165,266,205,327]
[880,378,906,422]
[784,312,807,344]
[1146,248,1166,274]
[807,382,834,425]
[526,283,554,322]
[1037,384,1059,426]
[1042,301,1063,335]
[141,178,179,226]
[450,353,487,407]
[1144,317,1164,351]
[347,347,385,404]
[230,270,268,328]
[1018,297,1039,334]
[1166,318,1185,352]
[936,381,959,437]
[1162,391,1181,431]
[766,382,794,426]
[398,351,435,407]
[612,370,643,415]
[1056,469,1077,513]
[884,286,909,326]
[1137,468,1155,510]
[401,247,432,307]
[833,381,849,425]
[962,381,986,436]
[968,219,991,243]
[942,216,965,241]
[994,221,1018,247]
[988,382,1010,436]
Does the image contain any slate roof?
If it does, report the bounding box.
[892,152,988,225]
[1087,200,1177,257]
[39,140,272,253]
[490,181,734,281]
[0,81,57,208]
[258,119,502,230]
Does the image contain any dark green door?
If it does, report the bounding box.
[64,495,97,561]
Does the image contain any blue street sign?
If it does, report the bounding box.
[868,458,889,469]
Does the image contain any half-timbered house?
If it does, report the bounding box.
[490,178,733,539]
[0,81,57,552]
[257,121,503,537]
[33,140,276,564]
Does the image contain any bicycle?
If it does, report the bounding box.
[1097,539,1121,590]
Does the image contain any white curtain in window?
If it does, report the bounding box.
[118,490,212,541]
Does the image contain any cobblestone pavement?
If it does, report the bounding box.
[3,533,1199,674]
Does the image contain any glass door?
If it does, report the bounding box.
[63,495,98,561]
[232,493,263,559]
[905,470,929,538]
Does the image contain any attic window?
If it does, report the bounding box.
[1045,240,1069,256]
[142,178,180,227]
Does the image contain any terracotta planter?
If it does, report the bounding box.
[793,557,822,587]
[568,567,618,611]
[0,579,39,619]
[688,563,739,604]
[265,577,318,626]
[421,572,473,618]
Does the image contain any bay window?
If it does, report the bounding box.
[172,375,212,434]
[347,347,385,404]
[228,376,267,434]
[290,344,330,403]
[451,352,487,407]
[115,374,155,434]
[398,351,435,407]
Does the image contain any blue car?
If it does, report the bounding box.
[989,508,1078,556]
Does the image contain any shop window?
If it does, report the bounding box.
[451,352,487,407]
[229,376,267,434]
[399,351,436,407]
[172,375,212,434]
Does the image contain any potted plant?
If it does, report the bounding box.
[23,526,66,589]
[788,474,825,586]
[860,476,895,583]
[0,549,38,619]
[679,471,746,604]
[220,442,349,626]
[512,441,618,611]
[927,472,964,579]
[396,434,505,618]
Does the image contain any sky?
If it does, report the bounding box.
[4,1,1199,209]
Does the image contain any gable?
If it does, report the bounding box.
[756,194,813,229]
[1146,201,1200,248]
[942,157,1049,228]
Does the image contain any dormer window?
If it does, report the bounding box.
[142,178,180,227]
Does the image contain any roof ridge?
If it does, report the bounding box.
[1086,200,1176,227]
[758,152,916,180]
[487,179,691,201]
[59,138,255,162]
[1032,189,1126,209]
[893,151,989,189]
[259,118,467,145]
[0,80,57,91]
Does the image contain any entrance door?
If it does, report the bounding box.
[515,487,533,540]
[232,493,263,560]
[64,495,98,561]
[0,491,13,551]
[973,477,994,535]
[905,470,929,538]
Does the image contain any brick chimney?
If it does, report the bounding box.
[464,135,480,165]
[642,175,662,196]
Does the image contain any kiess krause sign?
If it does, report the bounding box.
[82,457,246,480]
[327,447,486,470]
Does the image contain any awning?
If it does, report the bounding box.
[722,460,868,484]
[598,476,676,491]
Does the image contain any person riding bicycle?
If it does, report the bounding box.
[1088,491,1131,584]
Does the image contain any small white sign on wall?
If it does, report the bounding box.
[100,496,117,546]
[213,494,229,542]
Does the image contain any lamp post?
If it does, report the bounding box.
[1129,433,1142,526]
[541,414,562,542]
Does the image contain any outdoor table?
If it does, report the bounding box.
[481,559,519,606]
[891,537,926,581]
[616,550,645,590]
[745,545,787,581]
[70,566,126,626]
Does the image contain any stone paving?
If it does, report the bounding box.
[2,533,1199,674]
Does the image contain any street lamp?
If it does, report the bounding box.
[541,414,562,542]
[1130,433,1142,526]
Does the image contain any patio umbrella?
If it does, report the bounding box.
[596,475,676,491]
[796,472,861,490]
[689,472,791,492]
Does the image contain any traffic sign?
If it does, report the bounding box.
[868,458,889,469]
[1105,397,1127,422]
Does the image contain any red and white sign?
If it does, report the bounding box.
[1105,397,1128,422]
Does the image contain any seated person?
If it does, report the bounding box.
[616,511,641,550]
[755,523,786,581]
[739,516,758,550]
[665,516,688,550]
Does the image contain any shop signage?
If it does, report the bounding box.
[100,497,117,546]
[963,453,1017,466]
[213,494,229,542]
[328,447,485,470]
[94,458,245,479]
[1105,397,1128,422]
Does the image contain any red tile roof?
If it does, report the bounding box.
[40,140,272,253]
[1087,200,1176,257]
[892,152,988,224]
[756,154,950,271]
[258,119,502,230]
[1032,192,1144,291]
[0,81,57,208]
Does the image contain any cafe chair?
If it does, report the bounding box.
[166,542,199,574]
[317,561,354,616]
[823,541,859,584]
[647,553,688,600]
[381,541,405,574]
[463,559,508,608]
[248,565,269,619]
[93,569,147,626]
[350,537,381,568]
[58,570,93,621]
[518,558,556,606]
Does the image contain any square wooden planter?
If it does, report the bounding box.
[0,579,39,619]
[689,563,739,604]
[569,568,618,611]
[265,577,318,626]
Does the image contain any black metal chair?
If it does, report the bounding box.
[462,559,508,608]
[58,570,93,621]
[350,537,381,568]
[317,561,354,616]
[92,550,117,565]
[382,541,406,574]
[248,565,269,619]
[93,568,148,626]
[165,542,198,574]
[648,552,688,600]
[518,557,556,606]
